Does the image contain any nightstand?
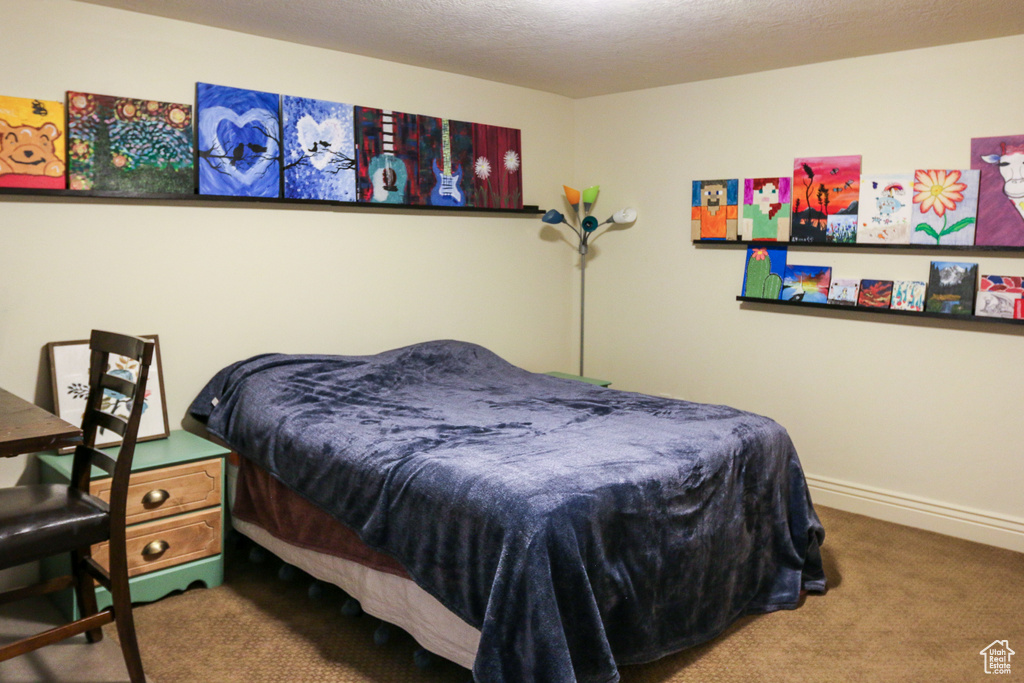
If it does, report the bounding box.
[37,430,229,619]
[544,371,612,387]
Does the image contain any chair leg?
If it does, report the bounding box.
[109,569,145,683]
[71,549,103,643]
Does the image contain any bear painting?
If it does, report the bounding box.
[0,95,66,189]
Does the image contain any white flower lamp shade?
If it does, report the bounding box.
[611,207,637,224]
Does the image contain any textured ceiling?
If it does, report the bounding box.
[74,0,1024,98]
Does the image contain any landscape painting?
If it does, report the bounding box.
[857,173,913,244]
[925,261,978,315]
[741,177,791,241]
[741,245,787,299]
[827,278,859,306]
[692,179,739,240]
[354,107,419,204]
[910,169,979,245]
[857,280,893,308]
[0,95,65,189]
[419,117,473,207]
[791,155,861,243]
[282,95,356,201]
[470,123,522,209]
[891,280,926,312]
[971,134,1024,247]
[975,274,1024,319]
[67,91,193,193]
[781,265,831,303]
[196,82,280,198]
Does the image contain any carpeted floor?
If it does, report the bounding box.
[114,505,1023,682]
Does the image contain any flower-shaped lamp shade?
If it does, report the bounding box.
[542,209,567,225]
[582,216,599,232]
[563,185,581,216]
[611,207,637,224]
[582,185,600,216]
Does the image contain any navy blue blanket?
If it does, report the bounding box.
[189,340,825,683]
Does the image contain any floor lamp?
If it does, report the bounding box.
[543,185,636,377]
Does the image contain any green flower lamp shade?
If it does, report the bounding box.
[582,185,600,216]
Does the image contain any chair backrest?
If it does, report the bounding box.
[69,331,155,525]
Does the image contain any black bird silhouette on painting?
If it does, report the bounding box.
[307,143,319,153]
[230,143,245,165]
[247,143,268,154]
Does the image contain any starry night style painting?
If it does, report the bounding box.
[282,95,355,201]
[196,82,280,198]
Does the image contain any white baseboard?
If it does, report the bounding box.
[805,474,1024,554]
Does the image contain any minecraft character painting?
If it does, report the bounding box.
[691,178,739,240]
[742,176,791,241]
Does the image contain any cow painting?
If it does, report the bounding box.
[971,134,1024,246]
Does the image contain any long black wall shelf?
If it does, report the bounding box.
[0,187,544,217]
[695,238,1024,255]
[737,296,1024,328]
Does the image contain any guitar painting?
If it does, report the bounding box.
[355,107,419,204]
[430,119,464,206]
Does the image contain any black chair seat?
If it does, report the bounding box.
[0,484,109,571]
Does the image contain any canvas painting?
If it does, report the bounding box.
[741,246,787,299]
[857,173,913,244]
[47,335,170,452]
[975,275,1024,319]
[858,280,893,308]
[196,83,280,198]
[781,265,831,303]
[419,117,473,207]
[910,169,979,245]
[66,91,192,193]
[0,95,65,189]
[925,261,978,315]
[971,134,1024,247]
[691,179,739,240]
[827,278,859,306]
[282,96,355,201]
[791,156,861,243]
[891,280,927,312]
[355,107,419,204]
[741,177,791,241]
[471,123,522,209]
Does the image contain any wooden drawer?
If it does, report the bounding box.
[92,507,222,578]
[90,458,222,525]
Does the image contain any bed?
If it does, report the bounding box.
[188,339,826,683]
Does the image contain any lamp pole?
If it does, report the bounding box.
[579,241,587,377]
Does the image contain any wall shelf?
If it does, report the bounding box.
[695,239,1024,255]
[0,187,544,217]
[737,296,1024,328]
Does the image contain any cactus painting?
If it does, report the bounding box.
[742,246,787,299]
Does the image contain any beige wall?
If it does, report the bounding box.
[0,5,575,486]
[574,35,1024,550]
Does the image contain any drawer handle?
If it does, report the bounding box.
[142,489,170,506]
[142,540,170,557]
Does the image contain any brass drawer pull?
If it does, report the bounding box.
[142,489,170,506]
[142,540,170,557]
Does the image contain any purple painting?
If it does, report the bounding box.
[971,134,1024,246]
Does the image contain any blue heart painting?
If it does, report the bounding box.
[197,83,280,198]
[282,96,355,201]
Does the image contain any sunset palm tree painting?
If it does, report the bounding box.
[781,265,831,303]
[791,155,861,243]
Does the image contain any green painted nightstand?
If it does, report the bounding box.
[544,372,612,387]
[37,430,229,620]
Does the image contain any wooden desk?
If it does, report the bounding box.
[0,387,82,457]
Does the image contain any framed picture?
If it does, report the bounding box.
[47,335,169,453]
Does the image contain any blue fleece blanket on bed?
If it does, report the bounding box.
[189,340,825,683]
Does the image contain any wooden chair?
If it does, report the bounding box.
[0,331,154,682]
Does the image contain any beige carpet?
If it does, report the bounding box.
[115,506,1024,682]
